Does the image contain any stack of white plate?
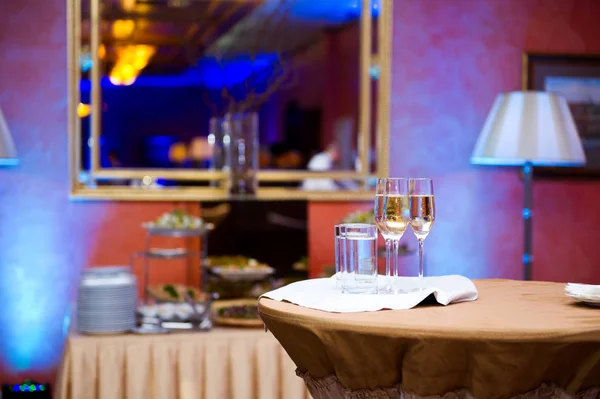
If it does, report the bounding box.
[565,283,600,307]
[77,266,138,334]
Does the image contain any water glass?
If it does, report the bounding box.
[340,224,378,294]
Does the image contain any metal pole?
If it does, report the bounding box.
[523,162,533,280]
[144,233,150,304]
[201,231,208,293]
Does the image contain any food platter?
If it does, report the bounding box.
[139,284,214,331]
[142,224,213,237]
[210,267,275,281]
[138,302,209,322]
[147,284,209,303]
[142,209,213,236]
[211,298,263,328]
[206,256,275,282]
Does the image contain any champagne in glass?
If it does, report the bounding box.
[408,178,435,286]
[409,195,435,239]
[383,194,410,235]
[374,178,409,293]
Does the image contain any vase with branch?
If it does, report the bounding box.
[200,0,296,195]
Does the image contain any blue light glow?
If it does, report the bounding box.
[0,158,19,166]
[276,0,379,23]
[0,201,80,372]
[195,54,278,89]
[79,53,278,90]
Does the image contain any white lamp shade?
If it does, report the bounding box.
[471,91,586,166]
[0,106,18,166]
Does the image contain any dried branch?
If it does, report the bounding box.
[202,89,219,117]
[194,0,302,117]
[234,0,296,113]
[240,0,288,112]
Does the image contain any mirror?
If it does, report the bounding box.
[70,0,390,200]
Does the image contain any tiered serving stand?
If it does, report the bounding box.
[132,223,274,331]
[133,224,214,302]
[131,223,215,332]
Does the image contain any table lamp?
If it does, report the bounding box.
[471,91,585,280]
[0,106,18,166]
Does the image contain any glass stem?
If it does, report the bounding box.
[418,238,425,280]
[393,239,400,278]
[385,239,392,291]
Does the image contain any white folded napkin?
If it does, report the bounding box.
[260,275,478,313]
[565,283,600,298]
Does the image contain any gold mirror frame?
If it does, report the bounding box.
[67,0,391,201]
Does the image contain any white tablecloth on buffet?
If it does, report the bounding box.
[57,328,309,399]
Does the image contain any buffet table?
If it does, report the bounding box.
[258,279,600,399]
[57,328,309,399]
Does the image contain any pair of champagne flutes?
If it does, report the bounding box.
[375,178,435,293]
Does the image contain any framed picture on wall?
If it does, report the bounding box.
[523,52,600,179]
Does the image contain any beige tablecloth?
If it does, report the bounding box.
[57,328,310,399]
[259,279,600,399]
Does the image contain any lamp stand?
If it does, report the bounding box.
[522,162,533,280]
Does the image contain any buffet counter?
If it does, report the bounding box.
[57,328,309,399]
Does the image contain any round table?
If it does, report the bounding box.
[258,279,600,399]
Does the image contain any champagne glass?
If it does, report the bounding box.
[374,178,409,293]
[408,178,435,286]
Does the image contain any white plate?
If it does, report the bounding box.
[78,297,137,303]
[78,323,135,328]
[79,328,133,334]
[79,295,137,300]
[78,308,135,313]
[78,296,137,300]
[79,291,136,296]
[79,324,135,330]
[78,294,137,299]
[211,267,275,281]
[79,321,135,327]
[78,303,137,309]
[79,294,136,298]
[78,314,134,320]
[79,324,134,329]
[77,312,135,318]
[78,319,135,325]
[77,313,135,319]
[78,302,137,308]
[148,248,188,257]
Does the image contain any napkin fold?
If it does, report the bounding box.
[260,275,478,313]
[566,283,600,296]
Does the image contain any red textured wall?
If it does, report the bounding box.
[309,0,600,283]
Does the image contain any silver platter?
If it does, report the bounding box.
[142,224,214,237]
